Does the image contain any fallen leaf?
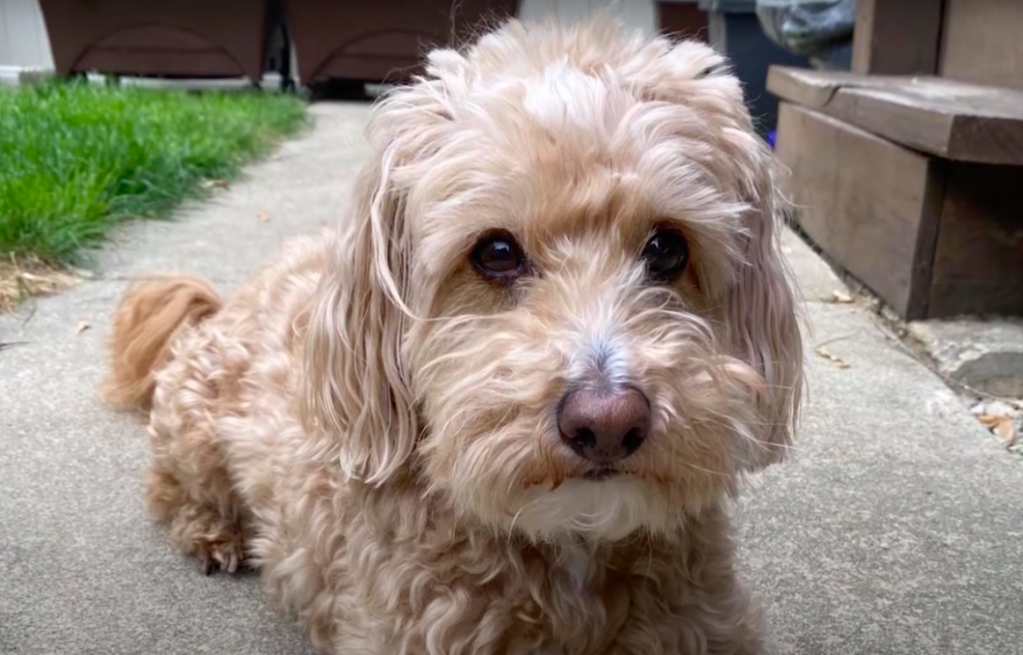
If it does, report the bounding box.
[977,414,1001,427]
[257,211,269,223]
[978,414,1017,447]
[75,321,90,335]
[196,178,227,190]
[815,346,851,368]
[830,290,853,304]
[994,418,1016,447]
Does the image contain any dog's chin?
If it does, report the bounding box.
[504,476,684,543]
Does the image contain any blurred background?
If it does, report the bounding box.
[0,0,855,139]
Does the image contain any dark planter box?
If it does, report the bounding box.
[656,1,709,42]
[38,0,269,81]
[283,0,518,86]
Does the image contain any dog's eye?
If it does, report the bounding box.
[471,230,528,281]
[642,228,689,281]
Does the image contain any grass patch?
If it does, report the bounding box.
[0,80,308,266]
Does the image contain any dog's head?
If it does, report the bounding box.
[303,17,803,542]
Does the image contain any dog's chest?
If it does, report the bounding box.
[560,550,595,595]
[503,549,634,655]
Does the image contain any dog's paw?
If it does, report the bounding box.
[170,510,247,576]
[194,533,245,576]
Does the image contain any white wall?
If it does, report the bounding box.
[518,0,658,37]
[0,0,54,79]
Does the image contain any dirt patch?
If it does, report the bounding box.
[0,255,84,313]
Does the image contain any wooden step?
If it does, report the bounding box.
[768,66,1023,165]
[774,102,1023,320]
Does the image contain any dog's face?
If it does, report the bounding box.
[304,18,803,542]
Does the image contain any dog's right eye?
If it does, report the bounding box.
[471,230,529,282]
[642,227,689,282]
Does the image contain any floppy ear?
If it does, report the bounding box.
[300,148,418,486]
[726,152,805,470]
[299,69,459,486]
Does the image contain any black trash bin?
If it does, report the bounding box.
[699,0,809,138]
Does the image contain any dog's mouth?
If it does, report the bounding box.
[581,467,620,481]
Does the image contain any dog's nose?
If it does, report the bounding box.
[558,387,650,463]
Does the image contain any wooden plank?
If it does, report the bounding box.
[767,66,859,108]
[767,67,1023,165]
[928,164,1023,318]
[940,0,1023,92]
[774,103,942,319]
[852,0,943,75]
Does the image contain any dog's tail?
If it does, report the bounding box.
[100,274,222,411]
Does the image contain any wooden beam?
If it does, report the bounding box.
[852,0,944,75]
[940,0,1023,91]
[774,103,944,319]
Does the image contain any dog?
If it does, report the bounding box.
[101,14,803,655]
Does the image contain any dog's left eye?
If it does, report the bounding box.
[642,228,689,281]
[471,230,528,281]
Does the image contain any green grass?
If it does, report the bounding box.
[0,80,308,265]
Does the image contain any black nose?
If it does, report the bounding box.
[557,387,651,464]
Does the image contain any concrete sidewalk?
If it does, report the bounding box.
[2,103,1022,655]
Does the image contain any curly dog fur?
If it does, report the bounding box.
[101,15,803,655]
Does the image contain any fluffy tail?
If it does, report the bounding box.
[101,274,222,411]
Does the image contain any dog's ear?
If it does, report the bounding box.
[620,36,805,469]
[725,154,805,471]
[300,85,455,485]
[300,152,417,486]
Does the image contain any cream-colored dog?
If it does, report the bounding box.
[102,14,803,655]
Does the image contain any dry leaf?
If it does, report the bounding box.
[830,290,853,304]
[1,257,83,312]
[978,414,1017,447]
[75,321,90,335]
[977,414,1001,427]
[18,272,46,283]
[203,179,229,190]
[815,346,851,369]
[257,211,269,223]
[994,417,1016,447]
